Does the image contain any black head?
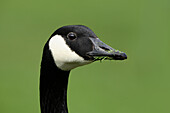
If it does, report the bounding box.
[50,25,97,60]
[46,25,127,71]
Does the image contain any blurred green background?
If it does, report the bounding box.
[0,0,170,113]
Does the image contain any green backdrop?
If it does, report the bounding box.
[0,0,170,113]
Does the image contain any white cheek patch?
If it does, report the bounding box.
[49,35,91,71]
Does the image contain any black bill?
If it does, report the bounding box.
[86,38,127,61]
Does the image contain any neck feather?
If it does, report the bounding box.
[40,44,70,113]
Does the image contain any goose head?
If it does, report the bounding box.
[48,25,127,71]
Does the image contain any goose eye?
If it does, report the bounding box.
[67,32,77,40]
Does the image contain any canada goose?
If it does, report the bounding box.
[40,25,127,113]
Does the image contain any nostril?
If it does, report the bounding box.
[100,46,110,51]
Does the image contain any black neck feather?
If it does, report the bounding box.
[40,44,70,113]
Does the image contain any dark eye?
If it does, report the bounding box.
[67,32,77,40]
